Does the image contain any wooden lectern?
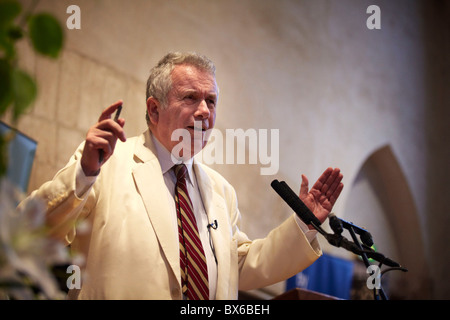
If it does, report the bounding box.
[273,288,341,300]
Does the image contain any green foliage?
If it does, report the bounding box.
[0,1,21,59]
[0,0,64,177]
[28,13,64,59]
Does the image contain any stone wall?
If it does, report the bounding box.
[4,0,448,299]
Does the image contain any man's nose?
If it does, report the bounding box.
[195,99,210,119]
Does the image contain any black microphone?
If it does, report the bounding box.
[339,217,374,247]
[271,181,401,269]
[207,220,218,230]
[323,233,400,267]
[271,179,321,227]
[328,213,343,235]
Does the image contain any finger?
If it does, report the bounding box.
[299,174,309,197]
[82,129,114,172]
[88,127,115,152]
[94,135,114,157]
[326,172,343,198]
[98,100,123,122]
[311,167,333,191]
[97,118,126,142]
[94,130,120,164]
[329,182,344,206]
[321,168,341,194]
[116,117,126,128]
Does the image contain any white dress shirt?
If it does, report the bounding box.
[151,135,218,299]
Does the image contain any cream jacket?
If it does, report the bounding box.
[30,130,321,299]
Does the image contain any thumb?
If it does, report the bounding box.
[299,174,309,197]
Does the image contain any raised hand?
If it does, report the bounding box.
[80,100,126,176]
[299,167,344,229]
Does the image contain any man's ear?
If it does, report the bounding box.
[146,96,160,125]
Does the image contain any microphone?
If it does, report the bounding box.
[328,213,343,235]
[338,217,374,247]
[207,220,218,230]
[271,179,321,227]
[270,180,402,269]
[323,231,400,267]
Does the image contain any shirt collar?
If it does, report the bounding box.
[151,133,194,185]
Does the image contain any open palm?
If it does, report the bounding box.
[299,167,344,227]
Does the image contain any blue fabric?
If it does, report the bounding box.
[0,121,37,192]
[286,253,354,299]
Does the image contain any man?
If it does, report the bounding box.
[27,52,343,299]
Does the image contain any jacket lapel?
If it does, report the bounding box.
[131,131,180,286]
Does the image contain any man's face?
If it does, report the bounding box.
[147,64,218,159]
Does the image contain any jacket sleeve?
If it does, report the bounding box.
[230,189,322,291]
[20,142,97,245]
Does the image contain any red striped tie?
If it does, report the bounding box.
[174,164,209,300]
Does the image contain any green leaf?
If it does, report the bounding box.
[0,0,21,59]
[0,59,13,116]
[0,0,22,29]
[11,67,37,121]
[28,13,64,58]
[8,25,23,40]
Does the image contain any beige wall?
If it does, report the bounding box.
[6,0,449,299]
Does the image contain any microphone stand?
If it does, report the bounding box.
[309,218,407,300]
[346,224,387,300]
[269,179,407,300]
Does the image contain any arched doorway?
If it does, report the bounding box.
[343,145,431,299]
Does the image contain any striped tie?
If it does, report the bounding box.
[174,164,209,300]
